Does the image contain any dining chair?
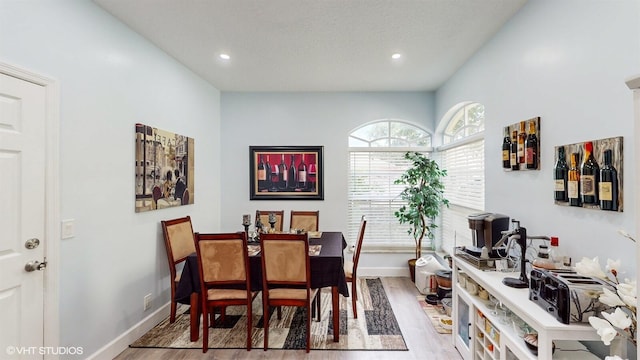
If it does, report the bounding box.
[195,232,257,352]
[255,210,284,232]
[289,210,319,232]
[344,215,367,318]
[161,216,196,323]
[260,233,318,352]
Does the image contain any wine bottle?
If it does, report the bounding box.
[278,154,287,189]
[517,121,526,164]
[568,152,581,207]
[510,130,519,170]
[257,154,267,191]
[270,155,279,190]
[287,154,297,190]
[502,127,511,169]
[553,146,569,202]
[599,149,618,211]
[525,120,538,169]
[298,154,307,189]
[265,155,272,190]
[580,141,599,205]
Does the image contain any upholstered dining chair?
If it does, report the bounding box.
[344,215,367,318]
[161,216,196,323]
[256,210,284,232]
[260,233,318,352]
[289,210,319,232]
[195,232,257,352]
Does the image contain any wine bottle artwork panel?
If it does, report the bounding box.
[553,136,623,212]
[502,116,540,171]
[249,146,324,200]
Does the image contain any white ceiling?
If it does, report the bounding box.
[94,0,527,92]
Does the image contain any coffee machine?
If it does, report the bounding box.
[465,213,510,257]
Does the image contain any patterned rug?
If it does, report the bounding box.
[416,295,452,334]
[130,278,407,351]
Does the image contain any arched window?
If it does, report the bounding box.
[438,102,485,253]
[348,120,433,249]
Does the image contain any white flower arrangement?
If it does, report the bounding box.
[575,252,637,348]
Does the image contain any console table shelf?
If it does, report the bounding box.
[453,257,601,359]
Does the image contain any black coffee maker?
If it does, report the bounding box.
[466,213,510,257]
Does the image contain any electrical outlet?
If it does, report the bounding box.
[144,294,152,311]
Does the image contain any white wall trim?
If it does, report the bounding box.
[86,303,171,360]
[0,60,61,360]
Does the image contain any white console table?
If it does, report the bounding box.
[452,257,601,359]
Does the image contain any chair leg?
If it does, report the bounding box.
[352,280,358,319]
[202,304,209,353]
[263,298,269,351]
[170,299,177,323]
[314,291,321,321]
[246,299,252,351]
[277,306,282,320]
[306,304,311,353]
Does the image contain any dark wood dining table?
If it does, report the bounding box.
[174,231,350,342]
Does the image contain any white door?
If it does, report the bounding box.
[0,72,46,358]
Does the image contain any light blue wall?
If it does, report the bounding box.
[220,91,435,270]
[436,0,640,276]
[0,0,221,357]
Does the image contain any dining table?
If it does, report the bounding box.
[174,231,350,342]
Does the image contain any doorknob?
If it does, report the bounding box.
[25,238,40,249]
[25,260,47,272]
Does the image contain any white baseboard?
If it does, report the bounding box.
[358,266,410,277]
[85,303,170,360]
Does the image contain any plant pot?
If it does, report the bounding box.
[408,258,417,282]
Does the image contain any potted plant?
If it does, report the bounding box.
[394,151,449,282]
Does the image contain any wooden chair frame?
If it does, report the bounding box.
[345,215,367,318]
[161,216,196,323]
[195,232,257,352]
[260,233,318,352]
[289,210,319,232]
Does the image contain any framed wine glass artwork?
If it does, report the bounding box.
[249,145,324,200]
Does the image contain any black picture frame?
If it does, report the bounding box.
[249,146,324,200]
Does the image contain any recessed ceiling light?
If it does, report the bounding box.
[219,53,230,60]
[391,53,402,60]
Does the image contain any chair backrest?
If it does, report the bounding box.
[195,232,249,287]
[256,210,284,232]
[289,210,319,232]
[352,215,367,271]
[260,233,310,286]
[161,216,196,278]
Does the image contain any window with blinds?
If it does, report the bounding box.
[438,102,485,254]
[347,120,432,250]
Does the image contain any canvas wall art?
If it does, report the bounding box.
[135,123,194,212]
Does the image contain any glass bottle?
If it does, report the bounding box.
[510,130,519,171]
[517,121,526,164]
[599,149,618,211]
[278,154,287,189]
[287,154,297,190]
[554,146,569,202]
[580,141,599,205]
[568,153,581,207]
[502,127,511,169]
[524,120,538,169]
[297,154,307,189]
[257,154,267,191]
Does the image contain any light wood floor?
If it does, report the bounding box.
[114,277,462,360]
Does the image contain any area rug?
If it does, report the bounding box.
[131,278,407,351]
[416,295,452,334]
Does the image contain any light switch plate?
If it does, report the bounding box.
[61,219,75,239]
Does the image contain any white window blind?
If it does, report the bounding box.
[440,138,485,253]
[348,151,432,249]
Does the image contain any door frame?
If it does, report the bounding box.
[0,61,60,356]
